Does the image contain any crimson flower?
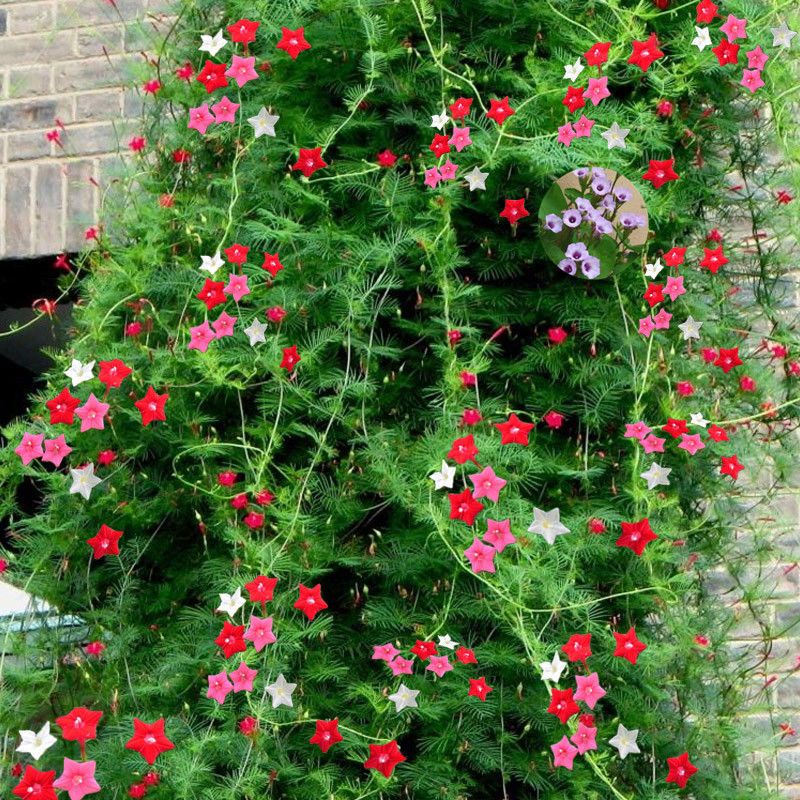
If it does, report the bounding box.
[449,97,472,119]
[642,158,679,189]
[196,61,228,93]
[739,375,756,392]
[310,719,343,752]
[176,62,194,80]
[218,471,238,486]
[411,640,437,660]
[562,633,592,664]
[55,707,103,743]
[562,86,586,113]
[85,641,106,657]
[700,246,728,273]
[262,252,285,276]
[293,147,327,177]
[584,41,611,66]
[215,621,246,658]
[617,518,658,556]
[613,627,647,664]
[239,716,258,736]
[125,718,174,764]
[548,327,568,344]
[276,27,311,59]
[245,575,278,603]
[377,149,397,167]
[129,136,146,152]
[54,253,71,270]
[707,424,728,442]
[224,243,250,265]
[134,387,169,426]
[143,772,159,787]
[172,148,191,163]
[227,18,260,44]
[97,449,117,465]
[656,100,673,117]
[243,512,264,529]
[628,33,664,71]
[47,387,80,425]
[86,524,123,559]
[666,752,698,788]
[499,198,529,224]
[128,784,146,799]
[98,359,132,389]
[468,676,493,701]
[230,493,248,510]
[712,39,739,66]
[448,488,484,525]
[255,489,274,505]
[429,134,451,157]
[714,347,742,373]
[663,246,686,267]
[280,345,301,371]
[495,413,534,445]
[12,766,57,800]
[543,410,564,429]
[720,455,744,480]
[448,434,478,464]
[363,740,406,778]
[644,283,664,307]
[294,583,328,620]
[662,418,688,438]
[547,687,579,723]
[588,518,606,534]
[485,96,515,125]
[455,645,477,664]
[196,278,226,310]
[696,0,717,22]
[143,79,160,94]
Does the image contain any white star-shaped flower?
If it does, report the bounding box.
[640,462,672,490]
[771,21,797,48]
[69,463,102,501]
[430,111,449,130]
[463,166,488,191]
[244,319,267,346]
[217,587,245,617]
[690,412,709,428]
[563,58,584,82]
[644,258,664,279]
[437,634,458,650]
[539,652,567,683]
[199,30,227,57]
[266,674,296,708]
[16,722,57,761]
[388,683,419,712]
[248,107,280,138]
[692,26,712,51]
[527,507,570,545]
[429,460,455,490]
[65,358,95,387]
[609,724,640,759]
[199,251,224,275]
[678,316,702,340]
[601,121,629,150]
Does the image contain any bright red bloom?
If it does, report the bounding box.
[54,253,71,270]
[429,134,451,157]
[706,228,723,243]
[720,455,744,480]
[676,381,694,397]
[377,149,397,167]
[310,719,343,753]
[85,641,105,657]
[548,327,568,344]
[449,97,472,119]
[125,718,175,764]
[499,198,529,224]
[644,283,664,307]
[548,687,580,723]
[215,621,246,658]
[448,329,462,345]
[664,246,686,267]
[196,61,228,93]
[495,413,534,446]
[411,640,438,660]
[628,33,664,71]
[714,347,742,373]
[227,18,260,44]
[280,345,301,371]
[702,347,717,363]
[712,39,739,66]
[196,278,227,310]
[543,410,564,429]
[584,41,611,66]
[460,370,477,387]
[230,493,248,510]
[666,752,698,789]
[739,375,756,392]
[662,418,688,438]
[254,489,275,505]
[276,27,311,59]
[707,424,729,442]
[562,633,592,664]
[562,85,586,113]
[128,784,147,799]
[243,511,264,529]
[11,762,23,777]
[143,773,159,787]
[239,716,258,736]
[696,0,718,22]
[486,96,515,125]
[129,136,146,152]
[613,627,648,664]
[176,62,194,81]
[468,676,493,702]
[617,518,658,556]
[448,488,484,526]
[135,387,169,426]
[12,766,57,800]
[448,434,479,464]
[700,246,728,273]
[262,252,285,277]
[245,575,278,603]
[776,190,794,205]
[143,79,161,94]
[224,243,250,265]
[218,471,238,486]
[294,583,328,620]
[47,387,80,425]
[86,524,123,559]
[125,321,143,337]
[455,645,477,664]
[656,99,674,117]
[588,518,606,534]
[461,408,482,426]
[55,707,103,743]
[172,148,191,163]
[98,359,132,389]
[642,158,679,189]
[293,147,327,177]
[363,740,406,778]
[97,449,117,466]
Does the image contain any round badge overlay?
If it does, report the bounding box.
[538,167,649,280]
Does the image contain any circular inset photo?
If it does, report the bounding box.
[538,167,649,280]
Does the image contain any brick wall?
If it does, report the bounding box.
[0,0,171,259]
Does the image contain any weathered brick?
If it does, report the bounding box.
[75,90,123,122]
[4,164,32,256]
[6,128,51,160]
[54,56,133,92]
[777,676,800,709]
[780,750,800,784]
[0,9,8,35]
[122,88,144,118]
[55,0,146,29]
[64,159,95,251]
[62,122,119,156]
[0,96,72,131]
[0,29,74,61]
[34,162,63,253]
[76,24,125,57]
[775,601,800,632]
[8,2,53,35]
[7,65,52,97]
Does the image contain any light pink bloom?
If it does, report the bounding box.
[424,167,442,188]
[211,95,240,123]
[641,434,666,454]
[557,122,576,147]
[372,643,400,662]
[571,722,597,754]
[54,758,101,800]
[663,275,686,301]
[188,321,215,352]
[720,14,747,42]
[551,735,579,769]
[439,159,459,180]
[42,435,73,467]
[243,615,276,652]
[573,115,595,137]
[449,126,472,152]
[223,273,250,302]
[745,46,768,70]
[188,103,215,135]
[653,308,672,329]
[740,69,764,94]
[212,311,237,338]
[75,394,110,432]
[207,670,233,704]
[678,433,705,455]
[624,422,651,440]
[226,55,259,88]
[388,656,414,676]
[15,432,44,465]
[464,537,496,574]
[484,518,516,552]
[230,661,258,692]
[638,316,656,337]
[574,672,606,709]
[586,77,611,106]
[426,655,453,678]
[469,466,507,503]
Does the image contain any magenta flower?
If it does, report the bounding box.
[424,167,442,188]
[207,670,233,704]
[464,537,497,574]
[211,95,240,123]
[720,14,747,42]
[624,421,651,440]
[573,115,595,137]
[638,316,655,337]
[226,55,258,88]
[243,615,276,652]
[678,433,705,455]
[653,308,672,330]
[212,311,237,338]
[372,643,400,662]
[571,722,598,754]
[574,672,606,709]
[551,736,579,769]
[469,466,507,503]
[75,394,110,433]
[740,69,765,94]
[15,432,44,465]
[449,126,472,152]
[641,434,666,454]
[745,46,768,70]
[54,758,101,800]
[663,275,686,301]
[557,122,576,147]
[585,77,610,106]
[483,518,516,552]
[230,661,258,692]
[426,655,453,678]
[388,656,414,676]
[223,273,250,302]
[188,104,215,135]
[439,159,459,180]
[188,321,215,352]
[42,435,73,467]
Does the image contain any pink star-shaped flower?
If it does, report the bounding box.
[373,643,400,662]
[663,275,686,301]
[745,46,768,70]
[188,103,215,135]
[212,311,237,338]
[573,115,595,137]
[15,432,44,465]
[230,661,258,692]
[586,77,611,106]
[54,758,101,800]
[226,55,259,87]
[439,159,459,180]
[740,69,764,94]
[75,394,110,433]
[207,670,233,704]
[574,672,606,709]
[678,433,705,455]
[464,537,496,574]
[557,122,576,147]
[211,95,240,123]
[243,615,276,652]
[388,656,414,676]
[720,14,747,42]
[223,273,250,302]
[484,518,516,552]
[469,465,507,503]
[571,722,597,754]
[42,435,73,467]
[624,421,651,440]
[449,126,472,152]
[638,316,656,337]
[653,308,672,329]
[424,167,442,188]
[551,736,579,770]
[188,321,215,352]
[641,434,666,454]
[426,655,454,677]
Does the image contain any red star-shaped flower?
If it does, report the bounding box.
[617,518,658,556]
[495,413,535,445]
[135,387,169,426]
[377,149,397,167]
[720,455,744,480]
[262,252,284,277]
[547,687,580,724]
[562,633,592,664]
[98,359,132,389]
[707,424,729,442]
[448,434,479,464]
[245,575,278,603]
[12,766,56,800]
[664,246,686,267]
[642,158,679,189]
[215,621,246,658]
[125,718,174,765]
[310,719,343,753]
[196,61,228,93]
[411,640,438,660]
[562,86,586,113]
[712,39,739,66]
[499,199,529,225]
[292,147,327,177]
[613,626,648,665]
[644,283,664,307]
[448,488,484,526]
[714,347,742,373]
[468,676,493,702]
[294,583,328,620]
[55,707,103,744]
[696,0,718,23]
[584,41,611,66]
[429,134,451,157]
[196,278,226,310]
[363,740,406,778]
[455,645,478,664]
[86,524,123,559]
[628,33,664,72]
[700,246,728,273]
[224,243,250,265]
[227,18,259,44]
[449,97,472,119]
[276,27,311,59]
[486,96,515,126]
[280,345,301,371]
[662,418,688,438]
[46,387,81,425]
[666,752,698,789]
